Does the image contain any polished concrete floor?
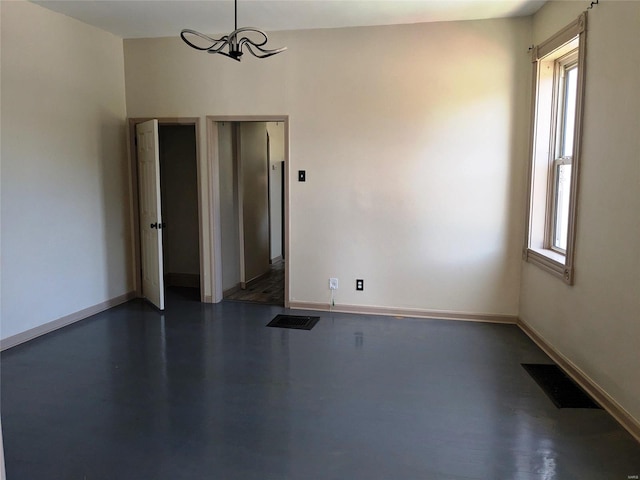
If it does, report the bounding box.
[2,289,640,480]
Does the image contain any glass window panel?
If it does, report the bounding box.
[562,65,578,157]
[553,163,572,251]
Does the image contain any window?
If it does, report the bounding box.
[524,13,587,284]
[551,53,578,253]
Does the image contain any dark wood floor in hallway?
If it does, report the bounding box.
[225,260,284,305]
[2,289,640,480]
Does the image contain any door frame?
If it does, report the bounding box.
[207,115,290,307]
[127,117,205,302]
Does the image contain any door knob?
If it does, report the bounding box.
[150,222,158,229]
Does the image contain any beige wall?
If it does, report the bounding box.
[520,1,640,422]
[124,17,532,315]
[0,1,131,340]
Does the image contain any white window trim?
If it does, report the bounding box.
[523,13,587,285]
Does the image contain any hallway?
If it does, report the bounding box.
[225,261,284,306]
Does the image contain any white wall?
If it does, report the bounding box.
[521,1,640,422]
[0,1,131,340]
[267,122,284,262]
[124,17,532,316]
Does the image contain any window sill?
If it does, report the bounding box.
[524,247,573,284]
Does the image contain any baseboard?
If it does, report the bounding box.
[244,270,271,289]
[165,272,200,289]
[288,301,517,324]
[0,291,137,351]
[518,318,640,444]
[223,284,241,297]
[270,256,283,265]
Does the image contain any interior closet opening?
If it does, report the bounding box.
[158,124,201,302]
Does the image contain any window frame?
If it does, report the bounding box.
[548,52,578,255]
[523,13,587,285]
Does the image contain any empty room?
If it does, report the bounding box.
[1,0,639,478]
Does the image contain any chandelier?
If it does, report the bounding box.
[180,0,287,62]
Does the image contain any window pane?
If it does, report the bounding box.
[562,66,578,157]
[553,164,572,250]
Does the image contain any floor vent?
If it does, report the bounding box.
[267,314,320,331]
[522,363,601,409]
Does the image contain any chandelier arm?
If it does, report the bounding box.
[216,50,242,62]
[231,27,269,46]
[206,37,233,54]
[181,29,228,51]
[239,37,287,58]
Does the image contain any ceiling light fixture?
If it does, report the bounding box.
[180,0,286,62]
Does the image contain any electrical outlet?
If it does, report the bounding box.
[329,278,338,290]
[356,279,364,291]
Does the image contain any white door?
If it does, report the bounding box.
[136,119,165,310]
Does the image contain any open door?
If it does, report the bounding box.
[136,119,165,310]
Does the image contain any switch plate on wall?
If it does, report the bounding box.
[298,170,306,182]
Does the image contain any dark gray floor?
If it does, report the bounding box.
[2,288,640,480]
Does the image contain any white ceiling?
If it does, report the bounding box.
[31,0,547,39]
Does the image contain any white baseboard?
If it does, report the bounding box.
[518,318,640,444]
[0,291,137,351]
[288,301,517,324]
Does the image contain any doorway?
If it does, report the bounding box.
[128,118,204,308]
[158,124,200,300]
[215,120,287,306]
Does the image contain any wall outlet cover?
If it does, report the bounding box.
[329,278,338,290]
